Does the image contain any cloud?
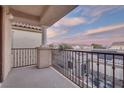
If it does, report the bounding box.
[83,23,124,35]
[54,17,86,27]
[48,6,124,45]
[87,6,117,17]
[47,27,68,38]
[48,23,124,45]
[78,5,124,24]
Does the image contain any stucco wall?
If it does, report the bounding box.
[2,6,12,80]
[37,48,52,69]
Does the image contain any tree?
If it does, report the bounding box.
[91,43,106,49]
[48,44,54,48]
[58,43,72,50]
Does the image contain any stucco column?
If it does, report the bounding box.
[2,6,13,81]
[41,26,47,46]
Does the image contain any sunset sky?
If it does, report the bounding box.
[47,5,124,46]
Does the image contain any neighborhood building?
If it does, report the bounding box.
[109,42,124,50]
[71,44,93,50]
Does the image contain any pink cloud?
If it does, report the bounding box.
[83,23,124,35]
[47,27,68,38]
[80,6,124,24]
[48,23,124,46]
[54,17,86,27]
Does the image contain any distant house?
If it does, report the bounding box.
[71,44,93,50]
[52,44,59,49]
[81,45,93,50]
[72,45,81,50]
[109,42,124,50]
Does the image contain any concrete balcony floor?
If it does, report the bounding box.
[1,66,79,88]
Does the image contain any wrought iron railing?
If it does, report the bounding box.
[52,49,124,88]
[12,48,37,68]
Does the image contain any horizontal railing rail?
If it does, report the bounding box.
[51,49,124,88]
[12,48,37,68]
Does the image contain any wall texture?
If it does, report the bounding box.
[2,6,12,80]
[0,6,3,82]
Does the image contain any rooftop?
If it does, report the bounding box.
[111,42,124,46]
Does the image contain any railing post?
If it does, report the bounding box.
[37,47,52,69]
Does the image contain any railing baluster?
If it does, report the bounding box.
[123,55,124,88]
[64,50,67,76]
[25,49,27,66]
[75,51,77,84]
[72,51,74,82]
[70,51,72,80]
[30,49,32,65]
[104,54,106,88]
[29,48,30,65]
[91,53,93,88]
[81,52,84,88]
[35,48,37,65]
[33,49,35,65]
[18,49,20,67]
[23,49,25,66]
[68,51,70,78]
[20,49,22,66]
[33,49,34,64]
[32,49,34,65]
[13,50,15,67]
[26,49,30,65]
[71,51,73,81]
[64,51,66,76]
[97,53,99,88]
[67,50,69,78]
[112,54,115,88]
[28,49,30,65]
[86,53,88,88]
[66,50,68,77]
[22,50,24,66]
[79,52,81,87]
[62,51,64,74]
[77,52,79,85]
[19,49,21,67]
[17,49,19,67]
[69,51,71,79]
[16,49,18,67]
[19,49,20,67]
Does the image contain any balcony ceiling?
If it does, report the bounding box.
[9,5,77,27]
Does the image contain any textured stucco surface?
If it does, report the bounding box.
[1,66,79,88]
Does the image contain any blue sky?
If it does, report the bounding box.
[47,5,124,46]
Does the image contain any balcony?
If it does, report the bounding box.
[1,66,78,88]
[1,48,124,88]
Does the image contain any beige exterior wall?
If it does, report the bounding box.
[2,6,12,80]
[37,48,52,69]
